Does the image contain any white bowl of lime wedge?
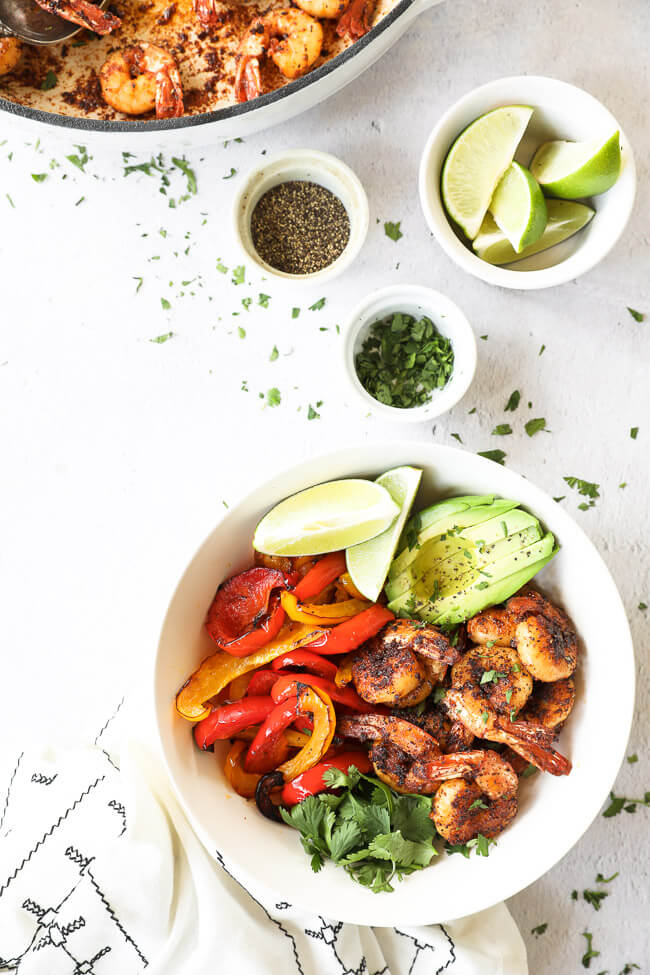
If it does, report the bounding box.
[419,76,636,289]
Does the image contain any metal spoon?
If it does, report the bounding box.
[0,0,111,45]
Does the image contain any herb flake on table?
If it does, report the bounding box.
[525,417,547,436]
[266,387,281,407]
[563,477,600,500]
[582,889,609,910]
[223,167,237,179]
[627,307,644,322]
[171,156,197,195]
[309,297,326,311]
[292,307,300,319]
[258,293,270,308]
[630,426,639,439]
[31,173,47,183]
[238,326,246,338]
[504,390,520,412]
[384,221,403,242]
[66,145,89,171]
[581,931,600,968]
[492,423,512,436]
[232,265,245,286]
[307,404,321,420]
[478,449,506,465]
[531,923,548,936]
[355,312,453,409]
[602,790,650,817]
[150,332,173,344]
[160,297,171,310]
[133,276,143,293]
[269,345,279,362]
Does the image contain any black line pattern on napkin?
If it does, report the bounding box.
[30,773,58,786]
[93,698,124,746]
[393,925,457,975]
[305,917,388,975]
[0,754,23,833]
[107,800,127,836]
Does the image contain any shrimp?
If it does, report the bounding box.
[234,9,323,103]
[336,0,377,39]
[193,0,224,28]
[468,588,578,682]
[521,676,576,730]
[100,44,184,119]
[337,713,439,793]
[444,685,571,776]
[395,699,475,754]
[351,620,460,708]
[33,0,121,35]
[0,38,21,77]
[410,751,518,844]
[451,644,533,716]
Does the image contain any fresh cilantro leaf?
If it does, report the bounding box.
[384,221,403,241]
[266,387,281,407]
[160,297,171,310]
[41,70,58,91]
[150,332,173,344]
[478,449,506,465]
[630,426,639,439]
[307,404,320,420]
[258,293,270,307]
[329,820,362,861]
[31,173,47,183]
[492,424,512,436]
[525,417,547,436]
[292,307,300,318]
[505,390,520,412]
[531,923,548,936]
[583,889,608,910]
[564,476,600,499]
[232,265,245,286]
[627,307,644,322]
[309,297,326,311]
[270,345,279,362]
[171,156,198,195]
[581,931,600,968]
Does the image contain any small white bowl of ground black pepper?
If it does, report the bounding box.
[232,149,369,285]
[343,284,477,423]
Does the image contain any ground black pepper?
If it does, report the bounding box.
[251,180,350,275]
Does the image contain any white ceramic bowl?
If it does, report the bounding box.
[419,76,637,290]
[154,442,634,926]
[342,285,477,422]
[232,148,369,286]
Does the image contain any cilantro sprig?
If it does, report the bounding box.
[280,765,438,893]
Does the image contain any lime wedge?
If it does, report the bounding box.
[530,131,621,198]
[488,162,547,253]
[441,105,533,240]
[345,466,422,601]
[253,479,400,556]
[473,199,595,265]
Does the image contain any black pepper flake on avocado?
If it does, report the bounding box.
[251,180,350,275]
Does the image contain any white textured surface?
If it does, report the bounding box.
[0,0,648,969]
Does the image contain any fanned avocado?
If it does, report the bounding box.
[386,495,557,625]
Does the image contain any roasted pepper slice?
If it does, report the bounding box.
[293,551,347,601]
[245,669,280,697]
[246,683,335,779]
[206,567,288,656]
[307,605,394,655]
[270,649,337,680]
[281,751,372,805]
[224,740,261,799]
[281,590,369,626]
[271,673,373,713]
[338,572,368,601]
[334,653,356,687]
[176,622,326,722]
[193,696,276,750]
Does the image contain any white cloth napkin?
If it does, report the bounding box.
[0,702,528,974]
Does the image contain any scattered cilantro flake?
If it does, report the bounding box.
[583,889,609,911]
[160,297,171,310]
[602,790,650,817]
[531,923,548,936]
[267,387,281,407]
[384,221,403,242]
[31,173,47,183]
[307,404,321,420]
[133,276,143,293]
[564,476,600,500]
[171,156,197,195]
[492,423,512,436]
[451,433,463,443]
[581,931,600,968]
[553,496,565,502]
[478,449,506,465]
[627,307,644,322]
[525,417,547,437]
[292,307,300,318]
[630,426,639,439]
[223,167,237,179]
[232,265,245,286]
[41,70,58,91]
[596,870,619,882]
[258,293,270,308]
[627,754,638,764]
[309,297,326,311]
[66,146,89,171]
[504,390,520,412]
[638,602,647,611]
[150,332,173,344]
[216,260,228,274]
[480,334,488,340]
[539,344,546,356]
[238,326,246,338]
[241,297,252,311]
[269,345,279,362]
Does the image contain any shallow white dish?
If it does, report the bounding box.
[419,75,636,290]
[154,442,635,926]
[341,285,477,422]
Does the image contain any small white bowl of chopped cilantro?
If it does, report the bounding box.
[343,285,477,422]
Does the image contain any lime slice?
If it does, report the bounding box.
[441,105,533,240]
[473,199,595,265]
[345,466,422,601]
[488,161,547,253]
[253,479,400,556]
[530,131,621,198]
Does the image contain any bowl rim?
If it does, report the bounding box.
[341,284,478,421]
[231,148,369,285]
[153,441,635,926]
[418,74,637,290]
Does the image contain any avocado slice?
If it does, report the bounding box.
[389,497,519,581]
[389,531,557,625]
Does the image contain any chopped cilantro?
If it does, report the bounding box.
[41,70,58,91]
[150,332,173,344]
[596,870,619,882]
[627,307,644,322]
[504,390,520,412]
[66,146,89,171]
[531,923,548,936]
[232,265,245,286]
[171,156,198,195]
[451,433,463,443]
[525,417,547,437]
[581,931,600,968]
[602,790,650,817]
[292,307,300,319]
[267,387,281,407]
[478,449,506,465]
[582,889,609,911]
[630,426,639,439]
[160,297,171,310]
[31,173,47,183]
[222,167,237,179]
[216,260,228,274]
[307,404,321,420]
[384,221,403,241]
[237,326,246,338]
[133,276,143,293]
[492,423,512,436]
[539,344,546,356]
[309,297,326,311]
[627,754,638,764]
[564,476,600,500]
[270,345,279,362]
[258,293,270,308]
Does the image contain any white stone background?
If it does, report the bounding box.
[1,0,649,970]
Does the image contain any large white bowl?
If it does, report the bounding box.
[154,442,635,926]
[419,76,637,290]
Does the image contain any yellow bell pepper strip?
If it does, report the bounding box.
[224,741,261,799]
[175,622,326,722]
[280,590,369,626]
[334,653,356,687]
[228,672,253,701]
[246,683,335,776]
[338,572,367,601]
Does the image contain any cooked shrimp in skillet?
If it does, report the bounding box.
[34,0,121,34]
[521,676,576,730]
[468,587,578,682]
[100,44,184,119]
[337,713,439,793]
[234,9,323,103]
[451,644,533,715]
[351,619,460,707]
[0,38,21,77]
[193,0,223,27]
[409,751,518,844]
[444,685,572,776]
[336,0,377,38]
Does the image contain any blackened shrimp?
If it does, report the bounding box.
[337,713,439,793]
[444,686,572,776]
[521,676,576,730]
[0,38,21,77]
[100,44,183,119]
[234,9,323,103]
[451,644,533,716]
[34,0,121,35]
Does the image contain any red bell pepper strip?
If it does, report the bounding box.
[193,696,275,750]
[293,552,347,601]
[271,674,373,713]
[281,751,372,805]
[245,695,303,774]
[246,669,282,696]
[205,568,288,656]
[306,605,394,655]
[270,649,338,680]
